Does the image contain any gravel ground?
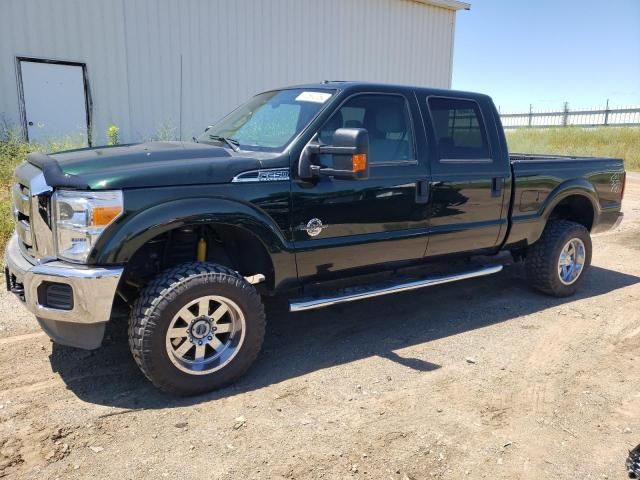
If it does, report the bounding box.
[0,178,638,480]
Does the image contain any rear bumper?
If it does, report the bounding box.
[4,234,123,349]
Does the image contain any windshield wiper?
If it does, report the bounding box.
[208,135,240,152]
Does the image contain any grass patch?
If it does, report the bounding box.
[0,128,84,257]
[0,130,37,256]
[506,127,640,171]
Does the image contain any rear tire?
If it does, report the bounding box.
[525,220,592,297]
[129,262,265,396]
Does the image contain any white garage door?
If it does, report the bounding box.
[20,60,89,146]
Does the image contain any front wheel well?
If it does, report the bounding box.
[119,224,275,302]
[547,194,595,231]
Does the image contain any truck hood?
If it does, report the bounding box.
[36,141,284,190]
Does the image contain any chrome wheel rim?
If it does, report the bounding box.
[558,238,586,285]
[165,295,246,375]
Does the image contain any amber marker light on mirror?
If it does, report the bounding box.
[352,153,367,172]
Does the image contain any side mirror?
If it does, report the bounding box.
[298,128,369,181]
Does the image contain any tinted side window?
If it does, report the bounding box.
[428,98,490,160]
[319,95,415,163]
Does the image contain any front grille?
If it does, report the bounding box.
[12,182,34,252]
[12,162,55,261]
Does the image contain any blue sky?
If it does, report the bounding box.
[451,0,640,113]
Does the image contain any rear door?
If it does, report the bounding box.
[419,95,509,256]
[291,90,431,281]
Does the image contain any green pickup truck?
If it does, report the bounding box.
[5,82,625,395]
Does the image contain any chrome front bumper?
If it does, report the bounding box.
[4,234,123,349]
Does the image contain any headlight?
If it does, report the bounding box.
[53,190,123,263]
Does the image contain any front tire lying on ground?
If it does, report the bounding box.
[129,262,266,396]
[525,220,592,297]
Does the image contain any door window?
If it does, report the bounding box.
[318,95,415,164]
[427,97,490,160]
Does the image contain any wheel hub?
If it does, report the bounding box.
[189,317,213,340]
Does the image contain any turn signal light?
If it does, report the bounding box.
[92,206,123,226]
[352,153,367,172]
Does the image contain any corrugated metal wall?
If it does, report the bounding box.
[0,0,457,144]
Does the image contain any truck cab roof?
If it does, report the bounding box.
[282,80,492,103]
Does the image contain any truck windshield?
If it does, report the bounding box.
[197,88,336,152]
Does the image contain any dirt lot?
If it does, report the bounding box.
[1,178,639,480]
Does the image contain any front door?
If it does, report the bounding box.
[19,59,89,146]
[291,92,431,281]
[420,96,508,257]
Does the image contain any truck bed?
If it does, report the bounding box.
[510,153,622,163]
[505,152,625,248]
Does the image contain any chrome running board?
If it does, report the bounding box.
[289,264,503,312]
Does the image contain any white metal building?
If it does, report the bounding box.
[0,0,469,146]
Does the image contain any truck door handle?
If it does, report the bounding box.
[491,177,503,197]
[416,179,430,204]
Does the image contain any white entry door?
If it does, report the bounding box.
[20,60,89,146]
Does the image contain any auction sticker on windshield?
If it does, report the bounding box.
[295,91,332,103]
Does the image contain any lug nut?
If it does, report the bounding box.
[198,340,202,345]
[208,336,212,340]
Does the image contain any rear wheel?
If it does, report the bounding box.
[525,220,592,297]
[129,262,265,395]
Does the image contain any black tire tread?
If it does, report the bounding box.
[128,262,265,395]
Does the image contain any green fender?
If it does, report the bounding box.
[529,178,600,244]
[89,197,298,290]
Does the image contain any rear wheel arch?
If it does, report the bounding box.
[525,184,599,245]
[545,193,596,231]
